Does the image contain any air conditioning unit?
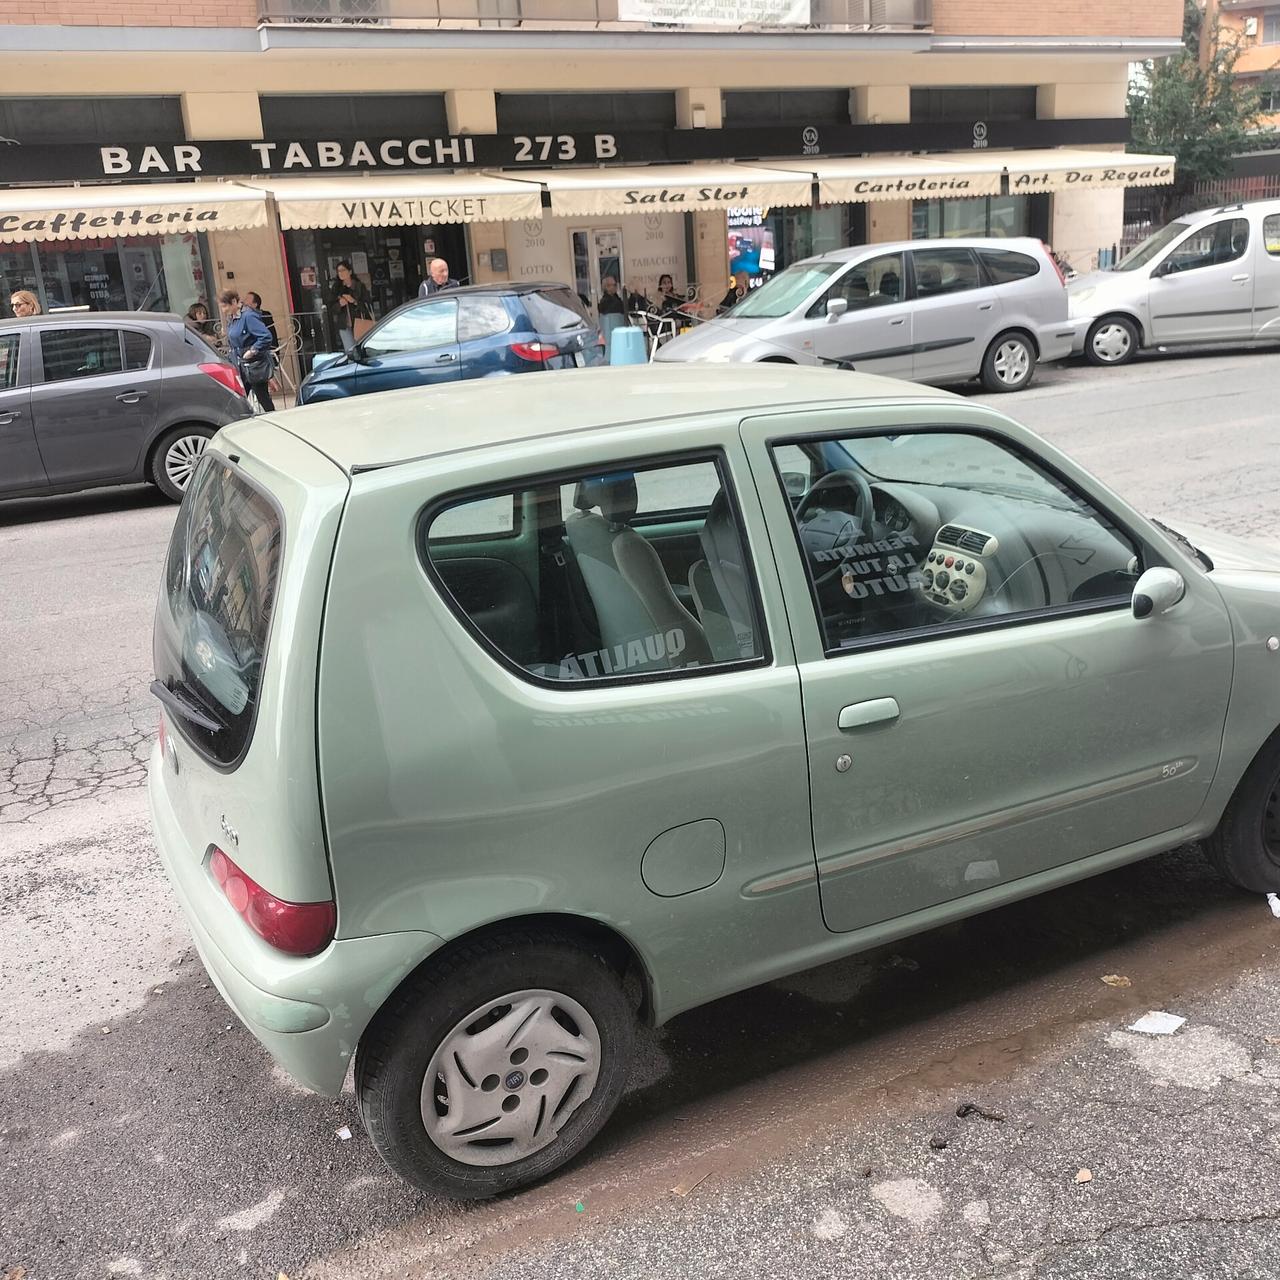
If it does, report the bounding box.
[1246,16,1259,35]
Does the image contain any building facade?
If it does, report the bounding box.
[1209,0,1280,128]
[1,0,1184,370]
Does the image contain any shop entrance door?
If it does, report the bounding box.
[570,227,624,315]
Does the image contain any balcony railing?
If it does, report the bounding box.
[257,0,931,33]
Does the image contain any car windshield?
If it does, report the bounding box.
[1112,221,1190,272]
[727,261,845,318]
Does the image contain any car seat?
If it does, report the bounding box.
[879,269,901,301]
[916,263,942,295]
[689,490,758,661]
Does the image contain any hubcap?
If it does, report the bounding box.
[421,988,601,1168]
[993,340,1030,385]
[164,434,208,491]
[1092,323,1132,363]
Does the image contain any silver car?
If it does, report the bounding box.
[0,311,252,504]
[1068,199,1280,366]
[656,237,1074,393]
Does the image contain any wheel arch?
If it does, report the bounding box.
[144,418,218,477]
[986,325,1040,359]
[1089,310,1147,348]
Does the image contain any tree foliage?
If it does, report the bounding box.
[1128,0,1274,208]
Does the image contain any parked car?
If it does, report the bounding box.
[655,237,1074,392]
[0,312,251,503]
[151,364,1280,1200]
[297,282,604,405]
[1068,199,1280,366]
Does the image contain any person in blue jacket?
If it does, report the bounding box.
[218,288,275,413]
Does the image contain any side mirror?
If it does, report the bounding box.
[1132,567,1186,619]
[782,471,808,499]
[1152,260,1173,279]
[309,351,347,374]
[826,297,848,322]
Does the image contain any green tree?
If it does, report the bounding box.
[1128,0,1275,217]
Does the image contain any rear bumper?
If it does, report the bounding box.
[148,745,443,1094]
[1036,321,1077,364]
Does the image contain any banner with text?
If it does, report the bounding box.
[618,0,809,23]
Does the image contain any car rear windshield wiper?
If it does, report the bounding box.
[150,679,225,733]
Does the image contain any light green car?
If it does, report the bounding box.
[150,364,1280,1199]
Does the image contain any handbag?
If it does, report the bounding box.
[241,350,273,384]
[352,317,375,341]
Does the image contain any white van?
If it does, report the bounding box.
[654,237,1074,393]
[1068,199,1280,366]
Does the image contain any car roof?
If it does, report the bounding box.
[264,364,956,477]
[812,237,1045,264]
[0,310,180,328]
[422,281,576,297]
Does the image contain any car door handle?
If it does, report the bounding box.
[978,303,994,311]
[838,697,901,730]
[889,317,906,326]
[1232,273,1251,282]
[434,352,457,364]
[0,410,20,425]
[115,391,147,404]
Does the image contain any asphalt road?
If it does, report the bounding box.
[4,347,1280,1280]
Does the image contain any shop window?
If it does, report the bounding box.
[0,97,183,146]
[0,335,19,391]
[495,92,676,133]
[39,330,125,384]
[458,297,512,343]
[910,86,1038,124]
[723,90,850,126]
[912,194,1047,242]
[259,93,448,139]
[912,247,981,297]
[124,332,153,371]
[423,455,765,681]
[364,300,457,356]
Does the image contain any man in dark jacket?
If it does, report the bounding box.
[419,257,460,297]
[244,291,279,352]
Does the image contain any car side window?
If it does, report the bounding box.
[1164,218,1250,273]
[0,334,19,390]
[123,331,152,371]
[423,454,766,682]
[363,300,458,357]
[807,254,905,318]
[458,297,512,343]
[38,329,125,384]
[1265,214,1280,258]
[977,249,1041,284]
[912,247,982,298]
[774,430,1142,654]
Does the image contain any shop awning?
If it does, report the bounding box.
[501,163,815,218]
[998,149,1176,195]
[0,181,268,244]
[763,153,1007,204]
[257,173,543,230]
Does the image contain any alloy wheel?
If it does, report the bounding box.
[993,339,1031,386]
[421,988,601,1168]
[164,434,209,492]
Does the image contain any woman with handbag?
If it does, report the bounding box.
[328,260,374,354]
[219,288,276,413]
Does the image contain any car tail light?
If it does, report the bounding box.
[1043,243,1067,288]
[509,340,555,363]
[209,845,336,957]
[199,362,246,397]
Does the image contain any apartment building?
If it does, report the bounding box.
[0,0,1183,365]
[1212,0,1280,128]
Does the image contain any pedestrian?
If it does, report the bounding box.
[328,260,374,354]
[657,273,685,314]
[9,290,40,318]
[243,292,280,353]
[597,275,627,317]
[419,257,459,297]
[219,288,276,413]
[719,270,751,314]
[184,301,215,337]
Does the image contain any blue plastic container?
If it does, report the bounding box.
[608,325,648,366]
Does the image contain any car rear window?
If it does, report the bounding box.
[154,457,283,767]
[978,249,1042,284]
[523,287,593,333]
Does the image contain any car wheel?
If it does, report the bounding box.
[1205,734,1280,894]
[1085,316,1139,367]
[151,426,214,502]
[981,333,1036,393]
[356,932,635,1199]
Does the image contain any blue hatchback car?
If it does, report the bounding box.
[298,282,604,405]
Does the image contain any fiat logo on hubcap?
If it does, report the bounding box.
[504,1070,526,1090]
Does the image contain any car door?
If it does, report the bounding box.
[802,252,914,379]
[353,298,462,396]
[30,325,160,486]
[1148,216,1255,344]
[1252,211,1280,339]
[0,327,46,495]
[743,406,1235,934]
[907,246,1002,383]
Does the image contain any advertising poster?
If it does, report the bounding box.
[727,206,775,281]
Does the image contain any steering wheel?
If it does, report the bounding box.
[795,468,875,529]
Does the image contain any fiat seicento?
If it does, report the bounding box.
[150,364,1280,1199]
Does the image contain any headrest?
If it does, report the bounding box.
[699,488,740,569]
[573,472,638,528]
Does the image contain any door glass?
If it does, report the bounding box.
[912,248,982,297]
[1265,214,1280,257]
[1164,219,1250,274]
[457,297,511,343]
[123,331,153,371]
[808,253,905,317]
[38,328,125,383]
[363,300,457,356]
[0,334,19,390]
[774,430,1141,653]
[424,455,765,680]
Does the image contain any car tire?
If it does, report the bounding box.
[150,426,214,502]
[980,333,1037,393]
[1204,733,1280,894]
[1085,316,1139,367]
[356,931,635,1200]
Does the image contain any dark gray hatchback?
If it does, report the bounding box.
[0,311,252,504]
